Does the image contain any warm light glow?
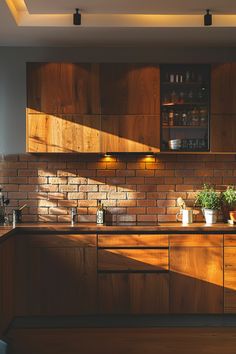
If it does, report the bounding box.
[6,1,236,27]
[102,154,116,162]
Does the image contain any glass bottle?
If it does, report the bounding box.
[96,200,105,224]
[168,110,174,126]
[162,109,169,126]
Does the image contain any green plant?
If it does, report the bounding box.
[221,186,236,209]
[195,184,221,210]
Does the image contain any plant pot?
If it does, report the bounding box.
[202,208,217,224]
[230,211,236,222]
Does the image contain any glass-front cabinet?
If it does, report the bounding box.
[160,64,210,152]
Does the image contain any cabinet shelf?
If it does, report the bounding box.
[162,82,205,86]
[162,125,207,129]
[162,102,208,107]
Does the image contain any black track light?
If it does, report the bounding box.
[73,8,81,25]
[204,9,212,26]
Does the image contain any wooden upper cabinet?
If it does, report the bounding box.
[27,114,101,153]
[211,63,236,115]
[100,63,160,115]
[101,115,160,153]
[27,63,100,114]
[211,64,236,152]
[211,114,236,152]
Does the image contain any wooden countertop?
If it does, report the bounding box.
[0,222,235,240]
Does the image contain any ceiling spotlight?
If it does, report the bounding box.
[204,9,212,26]
[73,8,81,25]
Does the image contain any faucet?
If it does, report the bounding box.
[70,208,77,226]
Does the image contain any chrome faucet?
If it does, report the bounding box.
[70,208,77,225]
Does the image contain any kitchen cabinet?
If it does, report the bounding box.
[101,115,160,153]
[98,234,169,314]
[160,64,210,152]
[170,234,223,313]
[26,62,161,153]
[224,234,236,313]
[27,113,101,153]
[15,234,97,316]
[26,62,236,154]
[210,114,236,152]
[27,63,100,115]
[100,63,160,115]
[98,273,169,314]
[211,63,236,152]
[0,236,15,336]
[211,63,236,115]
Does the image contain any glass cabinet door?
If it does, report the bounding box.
[160,64,210,152]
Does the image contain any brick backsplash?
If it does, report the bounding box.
[1,154,236,223]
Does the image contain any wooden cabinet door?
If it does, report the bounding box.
[0,237,15,336]
[98,273,169,314]
[17,234,97,316]
[224,235,236,313]
[211,63,236,115]
[27,113,101,153]
[224,247,236,313]
[101,115,160,153]
[100,63,160,115]
[211,114,236,152]
[211,63,236,152]
[27,63,100,114]
[98,232,169,314]
[170,246,223,313]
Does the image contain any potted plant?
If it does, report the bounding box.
[221,186,236,221]
[195,184,221,224]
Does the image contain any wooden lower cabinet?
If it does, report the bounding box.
[170,245,223,313]
[13,232,230,316]
[224,235,236,313]
[0,236,15,336]
[97,233,169,314]
[98,273,169,314]
[16,234,98,316]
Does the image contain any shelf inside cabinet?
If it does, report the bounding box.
[160,64,210,153]
[161,102,208,107]
[162,82,206,86]
[162,125,207,129]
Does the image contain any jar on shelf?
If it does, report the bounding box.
[168,110,174,126]
[162,109,169,126]
[191,107,200,126]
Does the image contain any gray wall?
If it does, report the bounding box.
[1,46,236,154]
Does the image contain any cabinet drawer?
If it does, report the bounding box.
[98,249,169,271]
[224,234,236,247]
[169,234,223,247]
[98,234,168,248]
[29,234,97,248]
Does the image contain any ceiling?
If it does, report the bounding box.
[1,0,236,47]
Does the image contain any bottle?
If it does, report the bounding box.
[168,110,174,126]
[96,200,105,224]
[162,109,169,126]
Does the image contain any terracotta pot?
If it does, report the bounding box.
[229,211,236,222]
